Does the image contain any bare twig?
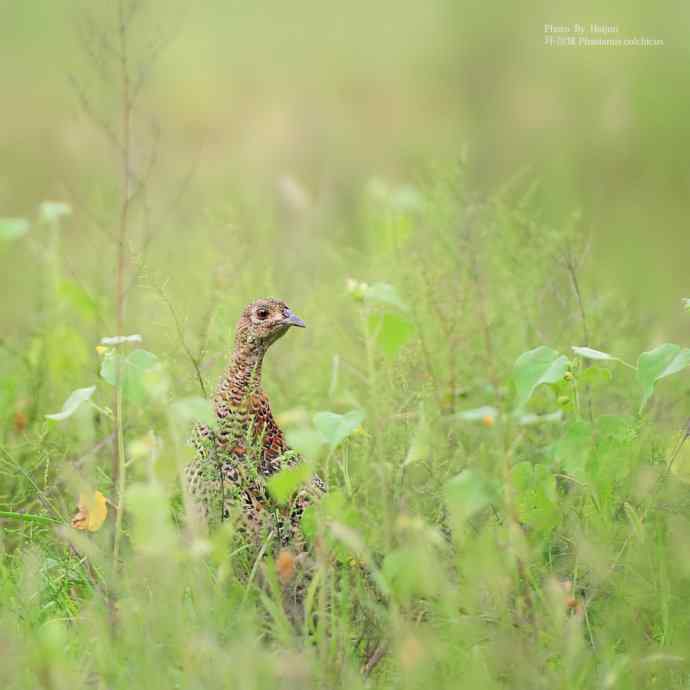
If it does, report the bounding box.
[157,284,208,397]
[563,246,590,345]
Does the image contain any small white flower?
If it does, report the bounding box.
[100,334,143,346]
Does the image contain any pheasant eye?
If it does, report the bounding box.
[257,308,269,319]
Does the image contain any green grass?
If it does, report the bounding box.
[2,4,690,688]
[2,172,690,690]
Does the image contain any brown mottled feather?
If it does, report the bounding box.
[185,298,325,542]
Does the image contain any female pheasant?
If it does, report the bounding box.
[184,298,325,543]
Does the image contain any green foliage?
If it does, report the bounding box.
[100,349,161,402]
[368,312,414,358]
[511,461,559,534]
[267,462,312,504]
[512,345,570,408]
[313,409,365,450]
[637,343,690,412]
[3,176,690,690]
[45,386,96,421]
[1,0,689,684]
[444,469,493,527]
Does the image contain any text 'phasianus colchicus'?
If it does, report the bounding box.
[185,298,326,543]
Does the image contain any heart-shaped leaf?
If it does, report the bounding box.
[268,463,313,505]
[45,386,96,421]
[572,346,634,369]
[313,409,365,449]
[368,312,414,357]
[100,349,160,401]
[513,346,570,409]
[637,343,690,412]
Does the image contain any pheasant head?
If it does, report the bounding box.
[234,298,306,355]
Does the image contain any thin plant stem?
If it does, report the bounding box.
[112,382,127,568]
[0,510,61,525]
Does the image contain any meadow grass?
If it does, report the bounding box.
[2,171,690,690]
[2,4,690,689]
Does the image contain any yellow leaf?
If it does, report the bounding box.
[71,490,108,532]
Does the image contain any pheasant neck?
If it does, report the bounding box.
[213,342,287,463]
[216,344,267,406]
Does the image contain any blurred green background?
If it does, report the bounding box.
[3,4,690,689]
[1,1,688,337]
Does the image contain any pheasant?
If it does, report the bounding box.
[184,298,326,543]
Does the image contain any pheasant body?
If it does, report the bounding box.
[185,299,325,542]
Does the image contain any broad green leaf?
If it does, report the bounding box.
[512,462,559,533]
[368,312,414,357]
[683,298,690,313]
[637,343,690,412]
[171,397,215,426]
[572,346,634,369]
[0,218,29,241]
[444,470,493,525]
[39,201,72,223]
[285,428,325,459]
[100,349,160,402]
[267,463,312,505]
[364,282,408,310]
[513,346,570,408]
[551,419,592,480]
[99,352,122,385]
[313,409,365,449]
[45,385,96,421]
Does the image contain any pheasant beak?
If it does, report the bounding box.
[283,309,306,328]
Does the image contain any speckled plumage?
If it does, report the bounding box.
[185,298,325,543]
